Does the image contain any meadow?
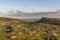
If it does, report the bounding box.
[0,17,60,40]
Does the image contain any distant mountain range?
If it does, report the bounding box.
[0,17,60,25]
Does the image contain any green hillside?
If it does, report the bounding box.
[0,17,60,40]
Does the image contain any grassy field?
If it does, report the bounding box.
[0,17,60,40]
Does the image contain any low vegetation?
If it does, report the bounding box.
[0,17,60,40]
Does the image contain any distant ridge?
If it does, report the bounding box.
[37,17,60,25]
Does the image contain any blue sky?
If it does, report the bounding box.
[0,0,60,12]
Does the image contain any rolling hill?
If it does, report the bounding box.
[0,17,60,40]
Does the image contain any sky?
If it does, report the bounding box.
[0,0,60,12]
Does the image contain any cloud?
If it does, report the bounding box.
[0,9,60,19]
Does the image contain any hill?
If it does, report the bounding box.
[0,17,60,40]
[37,17,60,25]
